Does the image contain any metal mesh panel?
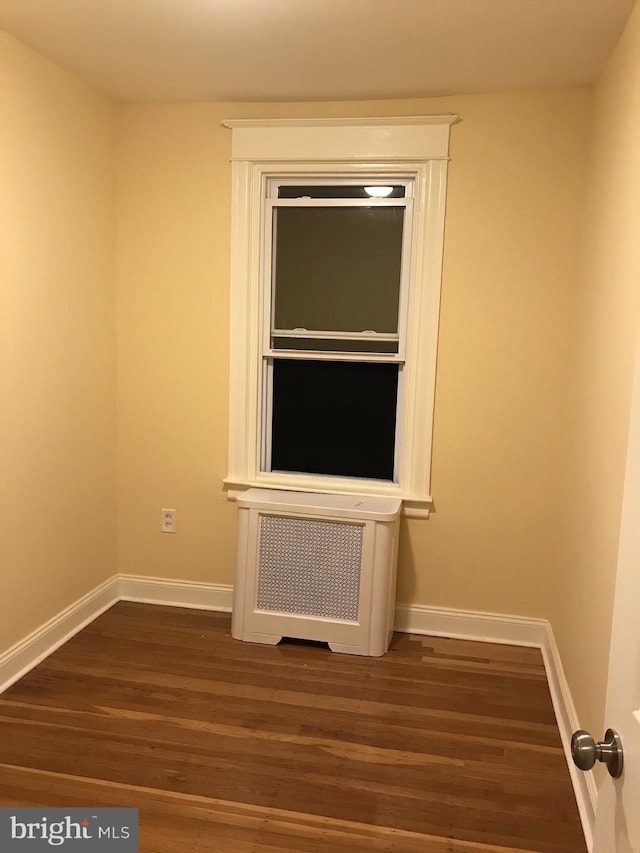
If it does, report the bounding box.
[256,514,363,621]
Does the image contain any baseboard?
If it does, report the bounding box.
[0,575,119,694]
[540,625,597,852]
[394,602,548,646]
[118,575,233,612]
[0,576,595,851]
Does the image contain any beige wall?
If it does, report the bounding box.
[115,91,592,625]
[115,105,235,581]
[403,90,592,612]
[552,2,640,742]
[0,33,117,653]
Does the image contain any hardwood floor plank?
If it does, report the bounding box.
[0,765,555,853]
[0,602,587,852]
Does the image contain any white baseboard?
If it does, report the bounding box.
[118,574,233,612]
[0,576,594,850]
[394,602,548,646]
[0,575,119,694]
[541,625,597,852]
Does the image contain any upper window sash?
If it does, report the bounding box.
[263,194,413,360]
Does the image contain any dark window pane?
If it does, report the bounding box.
[278,185,405,198]
[273,206,404,334]
[272,336,399,354]
[270,359,398,481]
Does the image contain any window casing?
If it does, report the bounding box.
[223,117,457,517]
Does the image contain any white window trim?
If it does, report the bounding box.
[222,116,458,518]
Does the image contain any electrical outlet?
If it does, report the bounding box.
[161,508,176,533]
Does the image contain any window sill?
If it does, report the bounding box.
[222,477,432,518]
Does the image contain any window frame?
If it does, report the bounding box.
[262,180,412,483]
[223,117,457,517]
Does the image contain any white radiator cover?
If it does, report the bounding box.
[232,489,402,656]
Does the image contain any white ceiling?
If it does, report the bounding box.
[0,0,636,103]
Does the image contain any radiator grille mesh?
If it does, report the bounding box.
[256,515,363,621]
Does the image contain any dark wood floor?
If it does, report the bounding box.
[0,602,586,852]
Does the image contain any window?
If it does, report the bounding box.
[264,179,410,482]
[223,117,457,517]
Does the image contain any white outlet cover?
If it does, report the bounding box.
[161,508,176,533]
